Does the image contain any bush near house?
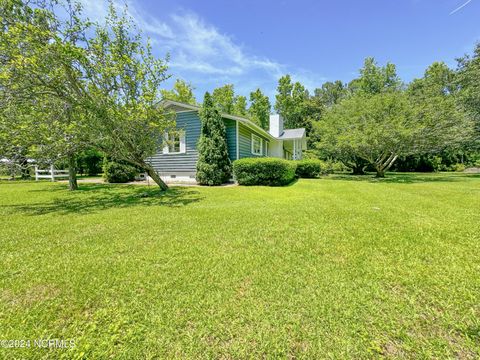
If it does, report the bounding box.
[233,158,296,186]
[103,161,138,183]
[295,159,325,178]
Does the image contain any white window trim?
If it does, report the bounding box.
[163,131,186,155]
[251,134,263,156]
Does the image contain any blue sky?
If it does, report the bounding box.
[82,0,480,102]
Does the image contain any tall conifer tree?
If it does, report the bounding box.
[196,92,232,185]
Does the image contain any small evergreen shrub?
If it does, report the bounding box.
[295,159,324,178]
[103,161,137,183]
[233,158,297,186]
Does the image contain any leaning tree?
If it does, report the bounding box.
[0,0,175,190]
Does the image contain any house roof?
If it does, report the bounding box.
[278,128,306,140]
[160,99,306,141]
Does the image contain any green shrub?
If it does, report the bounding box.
[295,159,324,178]
[233,158,297,186]
[451,163,466,172]
[78,149,104,176]
[103,161,138,183]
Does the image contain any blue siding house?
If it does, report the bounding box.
[148,100,307,182]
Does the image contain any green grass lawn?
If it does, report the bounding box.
[1,173,479,358]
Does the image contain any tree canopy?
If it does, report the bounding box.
[0,0,174,190]
[316,58,475,177]
[161,79,197,105]
[249,89,271,130]
[456,43,480,148]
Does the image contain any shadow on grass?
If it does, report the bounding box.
[6,184,204,215]
[328,172,480,184]
[464,326,480,341]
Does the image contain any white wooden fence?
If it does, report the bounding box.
[35,165,69,181]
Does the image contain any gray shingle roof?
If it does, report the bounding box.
[161,100,306,141]
[277,128,306,139]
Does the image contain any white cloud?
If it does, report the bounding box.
[78,0,326,100]
[163,12,284,79]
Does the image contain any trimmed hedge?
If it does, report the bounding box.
[295,159,324,178]
[233,158,297,186]
[103,161,138,183]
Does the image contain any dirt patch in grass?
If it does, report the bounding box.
[1,284,60,307]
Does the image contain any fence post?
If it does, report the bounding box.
[50,164,55,182]
[35,166,38,181]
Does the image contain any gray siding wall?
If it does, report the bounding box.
[238,123,269,159]
[148,111,200,176]
[149,112,269,175]
[224,119,237,161]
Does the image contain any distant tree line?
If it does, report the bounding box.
[163,49,479,177]
[312,54,479,176]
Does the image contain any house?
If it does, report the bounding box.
[148,100,307,182]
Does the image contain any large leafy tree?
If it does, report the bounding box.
[274,74,319,132]
[456,43,480,147]
[83,4,174,190]
[249,88,271,130]
[312,58,404,174]
[391,62,460,171]
[407,62,477,168]
[0,0,89,189]
[408,62,456,99]
[0,0,174,190]
[211,84,250,116]
[196,92,232,185]
[212,84,235,114]
[318,90,473,177]
[314,81,347,107]
[233,95,247,116]
[274,75,293,119]
[348,57,402,95]
[0,100,35,179]
[161,79,197,105]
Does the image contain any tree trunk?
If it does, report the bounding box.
[68,154,78,191]
[144,163,168,191]
[375,170,385,178]
[375,167,385,178]
[352,164,366,175]
[375,154,398,178]
[19,156,30,179]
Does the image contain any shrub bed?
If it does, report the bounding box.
[233,158,297,186]
[295,159,325,178]
[103,161,138,183]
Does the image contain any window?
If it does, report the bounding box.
[163,131,186,154]
[168,133,181,153]
[251,134,263,155]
